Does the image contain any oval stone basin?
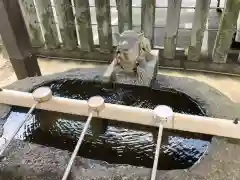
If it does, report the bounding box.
[4,80,211,170]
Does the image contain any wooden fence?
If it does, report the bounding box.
[1,0,240,75]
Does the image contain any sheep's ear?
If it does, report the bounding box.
[114,33,121,42]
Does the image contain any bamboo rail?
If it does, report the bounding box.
[0,88,239,139]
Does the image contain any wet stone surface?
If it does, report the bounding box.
[0,67,240,180]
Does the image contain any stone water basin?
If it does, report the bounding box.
[5,79,210,170]
[0,68,239,180]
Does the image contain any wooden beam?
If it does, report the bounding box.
[141,0,155,46]
[187,0,210,61]
[117,0,132,33]
[95,0,113,52]
[0,0,41,79]
[0,89,240,139]
[36,47,240,75]
[35,47,114,62]
[74,0,94,52]
[34,0,60,49]
[212,0,240,63]
[18,0,44,47]
[53,0,78,50]
[164,0,182,59]
[159,50,240,75]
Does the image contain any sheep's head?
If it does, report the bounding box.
[114,30,142,72]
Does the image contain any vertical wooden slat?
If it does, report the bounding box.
[74,0,94,52]
[163,0,182,59]
[117,0,132,33]
[235,11,240,42]
[0,36,6,58]
[0,36,2,51]
[0,0,41,79]
[35,0,60,49]
[236,13,240,62]
[141,0,155,46]
[95,0,113,52]
[212,0,240,63]
[18,0,44,47]
[54,0,78,50]
[187,0,210,61]
[0,36,8,59]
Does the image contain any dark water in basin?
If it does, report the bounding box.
[4,80,211,170]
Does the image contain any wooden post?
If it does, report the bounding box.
[34,0,60,49]
[54,0,78,50]
[212,0,240,63]
[117,0,132,33]
[163,0,182,59]
[141,0,155,46]
[187,0,210,61]
[0,0,41,79]
[74,0,94,52]
[18,0,44,47]
[95,0,113,52]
